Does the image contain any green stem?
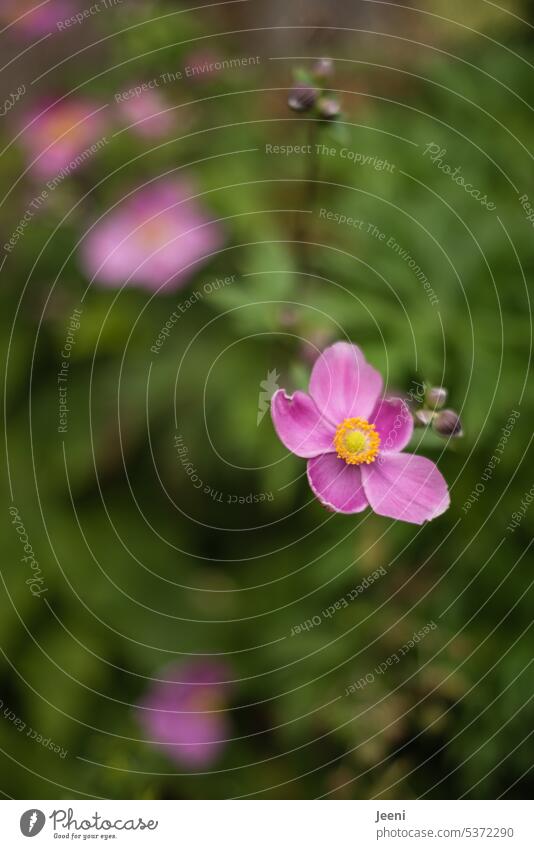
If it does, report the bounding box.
[294,118,321,272]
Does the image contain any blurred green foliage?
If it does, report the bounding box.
[1,0,533,799]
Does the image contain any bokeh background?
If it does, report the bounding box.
[1,0,533,799]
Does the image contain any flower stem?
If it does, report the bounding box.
[294,118,321,272]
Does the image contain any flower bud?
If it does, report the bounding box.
[433,409,463,438]
[414,409,435,427]
[426,386,448,409]
[317,96,340,120]
[288,85,318,112]
[313,58,334,80]
[300,330,333,365]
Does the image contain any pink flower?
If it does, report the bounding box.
[117,89,175,139]
[271,342,450,524]
[2,0,77,37]
[137,661,233,768]
[80,179,223,291]
[19,99,107,179]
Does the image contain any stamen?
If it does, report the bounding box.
[334,417,380,465]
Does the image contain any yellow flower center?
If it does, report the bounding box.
[47,111,89,145]
[188,690,223,712]
[334,417,380,465]
[139,218,174,249]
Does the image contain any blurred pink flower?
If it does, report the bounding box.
[19,99,108,180]
[137,661,233,768]
[117,89,175,139]
[81,179,223,291]
[271,342,450,523]
[1,0,76,36]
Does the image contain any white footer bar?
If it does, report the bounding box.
[1,800,531,848]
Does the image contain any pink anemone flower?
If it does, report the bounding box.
[80,179,223,291]
[116,89,175,139]
[271,342,450,524]
[19,98,107,180]
[137,661,233,768]
[1,0,75,36]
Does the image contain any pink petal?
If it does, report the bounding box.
[271,390,335,458]
[309,342,383,424]
[80,180,223,291]
[370,397,414,453]
[361,453,450,525]
[307,453,369,514]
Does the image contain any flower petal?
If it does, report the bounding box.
[137,661,232,767]
[271,390,335,458]
[361,453,450,524]
[309,341,383,424]
[370,397,414,453]
[307,453,369,514]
